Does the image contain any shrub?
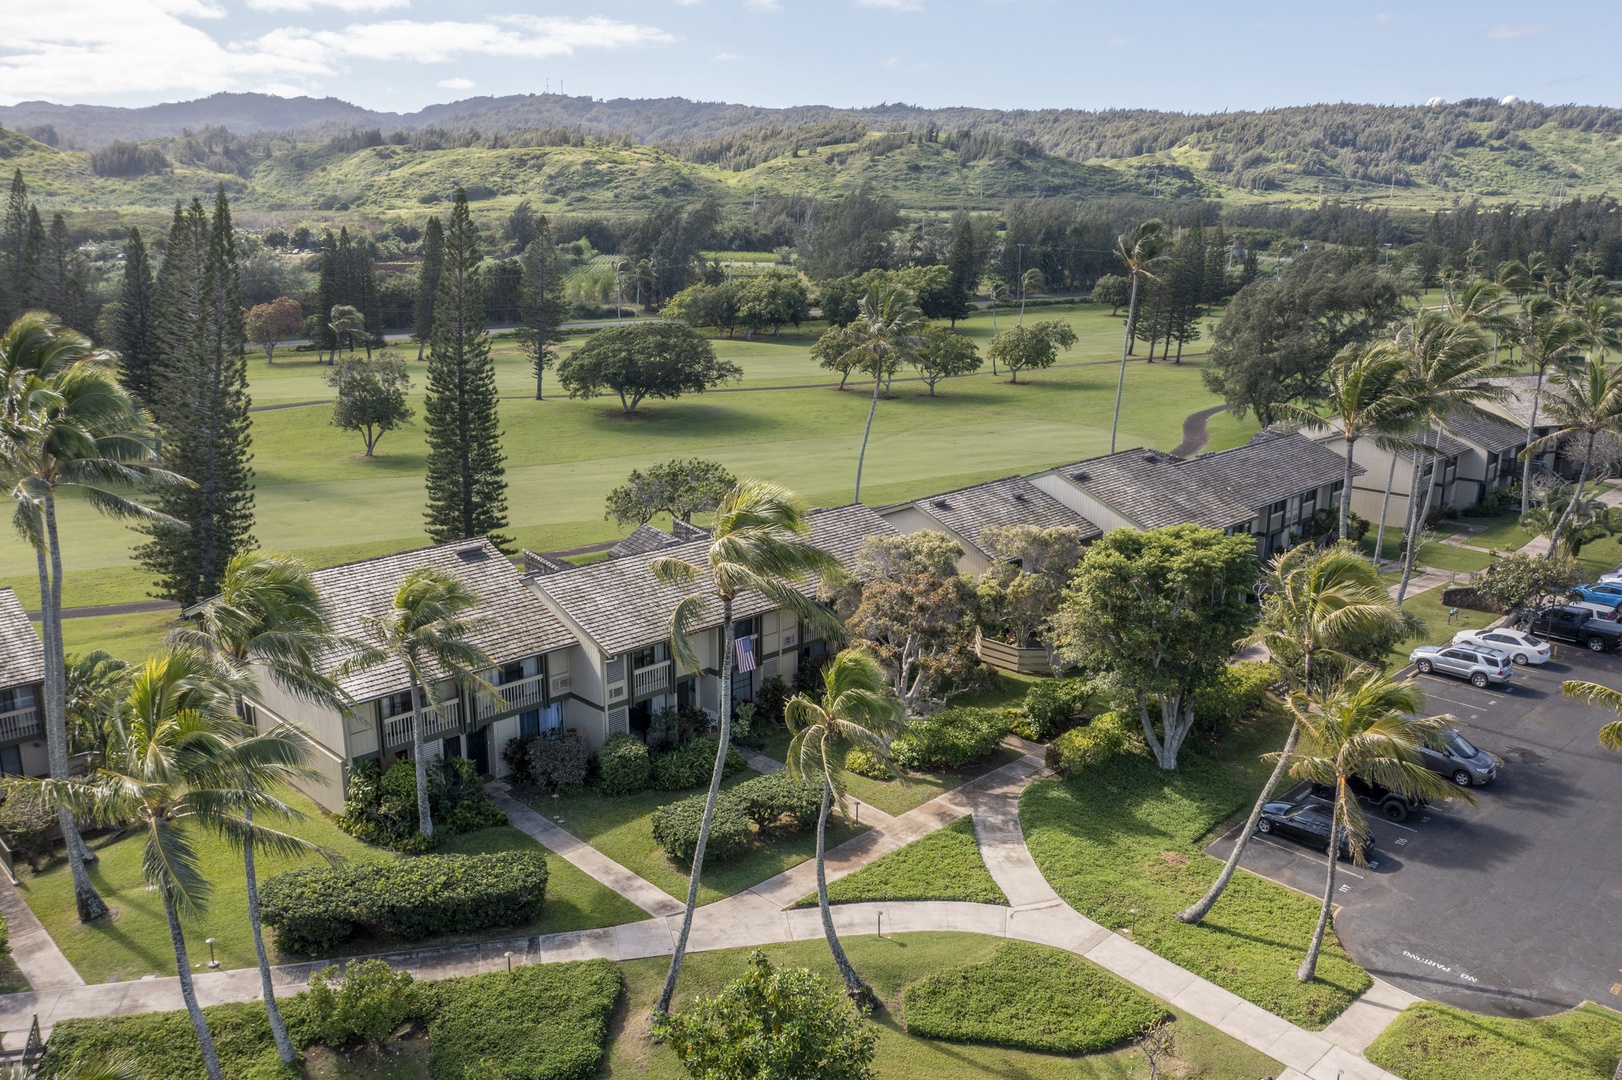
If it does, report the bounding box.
[502,733,539,787]
[595,732,651,796]
[650,792,752,863]
[1192,661,1277,734]
[526,733,589,793]
[732,771,821,833]
[755,675,791,724]
[39,1000,299,1080]
[843,747,889,779]
[338,757,506,850]
[0,786,58,871]
[647,706,685,752]
[261,852,548,954]
[427,959,622,1080]
[1045,711,1136,776]
[651,738,745,790]
[305,960,423,1047]
[902,941,1166,1053]
[890,707,1009,771]
[1014,678,1095,741]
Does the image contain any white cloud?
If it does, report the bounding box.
[437,77,474,89]
[262,16,673,65]
[1484,23,1542,39]
[712,51,745,62]
[743,0,780,11]
[1108,35,1132,46]
[246,0,407,12]
[857,0,923,9]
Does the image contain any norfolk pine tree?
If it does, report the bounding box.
[414,214,444,360]
[423,189,510,548]
[1,169,28,323]
[518,219,567,399]
[112,227,159,404]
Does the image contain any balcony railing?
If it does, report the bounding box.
[476,671,547,721]
[383,699,462,747]
[633,661,671,699]
[0,707,39,742]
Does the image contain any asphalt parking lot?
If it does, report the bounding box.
[1204,645,1622,1017]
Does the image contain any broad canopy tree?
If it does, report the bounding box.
[985,319,1077,383]
[558,322,742,414]
[244,297,304,364]
[327,352,414,457]
[911,325,981,395]
[605,457,736,527]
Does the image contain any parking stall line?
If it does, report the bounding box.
[1249,836,1366,878]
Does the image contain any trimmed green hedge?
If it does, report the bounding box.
[39,1000,305,1079]
[651,739,747,790]
[1365,1001,1622,1080]
[902,941,1166,1053]
[596,732,651,796]
[1044,710,1137,776]
[1014,678,1096,741]
[428,959,622,1080]
[650,771,822,863]
[261,851,548,954]
[890,707,1010,771]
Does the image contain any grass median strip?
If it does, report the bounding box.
[1364,1001,1622,1080]
[791,816,1007,908]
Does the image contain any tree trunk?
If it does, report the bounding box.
[853,374,882,505]
[1545,431,1595,560]
[42,495,106,921]
[1373,452,1400,571]
[1521,365,1547,516]
[166,895,224,1080]
[407,663,434,839]
[815,780,873,1007]
[1297,788,1342,983]
[1396,434,1438,604]
[1111,274,1142,455]
[244,807,297,1064]
[1341,436,1356,540]
[1178,721,1300,925]
[654,598,735,1018]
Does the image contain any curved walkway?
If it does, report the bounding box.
[0,738,1404,1079]
[1170,403,1230,458]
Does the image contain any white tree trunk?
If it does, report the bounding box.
[166,896,224,1080]
[244,807,297,1064]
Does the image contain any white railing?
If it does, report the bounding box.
[383,698,462,747]
[476,671,547,721]
[0,707,39,742]
[633,661,671,698]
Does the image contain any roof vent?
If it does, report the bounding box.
[455,546,489,563]
[1142,452,1159,463]
[1011,492,1028,503]
[1072,470,1089,483]
[931,498,952,511]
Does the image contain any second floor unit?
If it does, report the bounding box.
[877,476,1102,576]
[0,588,46,777]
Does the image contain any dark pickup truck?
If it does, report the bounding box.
[1521,605,1622,653]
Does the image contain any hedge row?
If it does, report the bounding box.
[650,771,822,862]
[1044,710,1138,776]
[596,732,747,797]
[848,706,1010,778]
[261,852,548,954]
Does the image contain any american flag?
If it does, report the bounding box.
[734,636,757,673]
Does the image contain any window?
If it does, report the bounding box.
[0,685,34,713]
[1330,480,1344,495]
[1269,499,1288,517]
[631,643,668,670]
[733,616,760,639]
[497,661,524,685]
[379,690,413,718]
[1300,489,1317,514]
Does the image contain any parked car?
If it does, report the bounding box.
[1450,627,1551,665]
[1596,571,1622,585]
[1409,644,1513,687]
[1311,777,1427,821]
[1521,605,1622,653]
[1418,727,1501,787]
[1256,800,1362,859]
[1567,600,1621,622]
[1570,582,1622,606]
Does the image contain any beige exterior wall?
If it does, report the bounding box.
[875,505,993,575]
[17,740,46,777]
[1028,473,1139,533]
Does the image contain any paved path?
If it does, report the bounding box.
[1170,403,1231,459]
[0,879,79,991]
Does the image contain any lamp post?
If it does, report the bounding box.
[206,938,219,969]
[505,950,514,972]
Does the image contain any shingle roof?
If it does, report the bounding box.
[521,549,571,576]
[606,523,678,559]
[908,476,1102,550]
[1047,448,1259,531]
[1480,376,1544,429]
[532,504,897,657]
[1179,430,1363,509]
[0,589,43,689]
[309,540,575,701]
[1442,407,1525,454]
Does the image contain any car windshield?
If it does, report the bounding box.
[1446,732,1479,758]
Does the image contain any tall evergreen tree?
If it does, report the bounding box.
[518,218,567,400]
[21,206,46,311]
[313,232,340,362]
[43,212,70,316]
[941,213,979,326]
[1202,225,1229,314]
[1,169,28,323]
[423,189,509,547]
[336,227,382,356]
[152,201,207,371]
[139,187,256,605]
[413,214,444,360]
[113,227,159,404]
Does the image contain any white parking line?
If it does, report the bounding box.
[1250,834,1366,878]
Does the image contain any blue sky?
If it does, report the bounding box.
[0,1,1614,113]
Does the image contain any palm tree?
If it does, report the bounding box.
[649,479,843,1017]
[328,304,366,359]
[840,284,924,504]
[1109,220,1166,454]
[1505,294,1587,514]
[1444,275,1509,363]
[1524,353,1622,557]
[1279,671,1454,981]
[784,647,904,1006]
[354,566,492,839]
[169,550,349,1066]
[1177,545,1409,926]
[0,312,186,921]
[983,274,1009,354]
[22,646,323,1080]
[1017,268,1044,326]
[1520,484,1609,559]
[1556,680,1622,753]
[1571,293,1622,364]
[63,650,129,767]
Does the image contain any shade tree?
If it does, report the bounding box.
[244,297,304,364]
[558,322,742,414]
[605,457,736,527]
[984,319,1077,383]
[327,352,414,457]
[910,324,981,395]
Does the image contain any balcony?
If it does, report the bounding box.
[0,707,39,742]
[383,699,462,747]
[476,671,547,721]
[633,661,671,699]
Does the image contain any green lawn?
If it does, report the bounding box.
[19,791,643,984]
[1020,709,1372,1030]
[1388,585,1498,669]
[1365,1001,1622,1080]
[793,815,1007,908]
[58,609,174,664]
[531,772,865,906]
[605,933,1286,1080]
[1361,527,1493,575]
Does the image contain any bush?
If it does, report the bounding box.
[732,771,821,834]
[261,852,548,954]
[647,706,684,752]
[526,733,589,794]
[1044,711,1136,776]
[427,959,622,1080]
[843,747,889,779]
[755,675,791,724]
[39,1000,300,1080]
[1191,660,1277,734]
[502,733,539,787]
[650,792,752,863]
[890,707,1010,771]
[338,757,506,851]
[902,941,1166,1053]
[651,738,745,791]
[0,786,59,871]
[1014,678,1095,742]
[596,732,651,796]
[305,960,423,1047]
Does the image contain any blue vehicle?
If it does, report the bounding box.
[1570,582,1622,606]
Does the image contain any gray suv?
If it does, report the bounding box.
[1419,728,1501,787]
[1409,644,1513,688]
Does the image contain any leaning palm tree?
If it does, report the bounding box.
[1556,681,1622,753]
[1283,672,1455,981]
[1017,267,1044,326]
[983,274,1009,350]
[1505,294,1588,514]
[63,650,130,767]
[0,312,187,921]
[170,550,350,1066]
[784,647,905,1006]
[839,284,924,504]
[20,646,324,1080]
[1109,220,1166,454]
[1524,353,1622,557]
[649,479,844,1018]
[354,566,492,839]
[1177,545,1410,926]
[327,304,366,359]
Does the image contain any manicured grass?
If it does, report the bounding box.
[604,933,1285,1080]
[20,792,643,983]
[58,609,174,663]
[837,747,1024,817]
[1361,527,1493,574]
[1451,510,1536,552]
[1020,709,1373,1029]
[532,772,864,906]
[1365,1001,1622,1080]
[0,953,30,994]
[901,940,1166,1053]
[1388,585,1498,670]
[793,816,1007,908]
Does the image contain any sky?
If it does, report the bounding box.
[0,1,1617,115]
